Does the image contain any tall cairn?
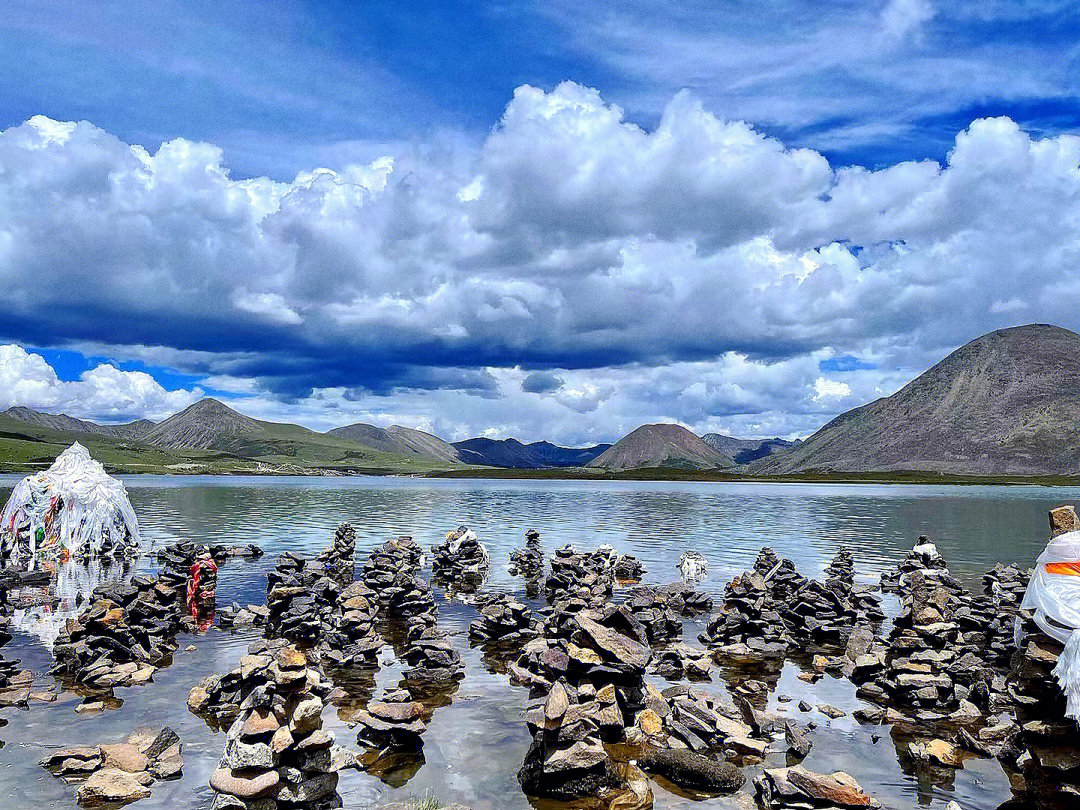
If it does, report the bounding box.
[209,645,343,810]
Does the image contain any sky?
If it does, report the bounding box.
[0,0,1078,444]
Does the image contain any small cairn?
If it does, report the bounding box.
[545,544,616,607]
[624,586,683,644]
[209,644,346,810]
[825,549,885,624]
[469,592,537,647]
[700,558,791,660]
[431,525,489,590]
[319,580,382,668]
[354,687,428,760]
[52,574,181,692]
[517,678,623,800]
[978,563,1031,670]
[880,535,958,593]
[42,726,184,806]
[613,553,645,582]
[188,638,297,728]
[317,523,357,585]
[1000,506,1080,809]
[265,552,339,644]
[649,643,713,681]
[361,537,432,618]
[509,529,545,595]
[629,683,757,758]
[401,622,464,688]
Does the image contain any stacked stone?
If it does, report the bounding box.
[545,544,616,607]
[362,537,423,592]
[699,566,791,660]
[976,563,1031,670]
[218,603,270,630]
[880,536,958,593]
[999,507,1080,809]
[508,529,544,581]
[156,540,202,590]
[649,643,713,681]
[469,592,537,646]
[825,549,885,624]
[209,645,344,810]
[629,683,756,756]
[517,678,623,800]
[624,586,682,644]
[431,526,489,589]
[317,523,356,585]
[613,553,645,582]
[265,553,339,644]
[512,605,651,729]
[354,688,428,758]
[401,622,464,687]
[188,638,298,728]
[52,574,180,690]
[662,581,714,616]
[873,569,979,723]
[318,580,382,668]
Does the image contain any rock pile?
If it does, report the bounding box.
[756,766,879,809]
[317,522,356,585]
[649,643,712,681]
[361,537,436,621]
[52,575,181,691]
[431,526,489,590]
[626,583,713,646]
[319,580,382,668]
[402,622,464,688]
[977,563,1031,670]
[631,684,759,755]
[187,638,303,728]
[468,592,537,646]
[508,529,545,593]
[545,545,616,607]
[354,688,428,759]
[613,553,645,582]
[825,549,885,624]
[700,564,791,660]
[209,644,346,810]
[880,536,957,593]
[43,727,182,807]
[265,552,338,644]
[517,679,623,800]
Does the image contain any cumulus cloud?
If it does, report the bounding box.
[0,345,200,421]
[1,86,1079,440]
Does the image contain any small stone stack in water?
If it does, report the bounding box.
[825,549,885,624]
[319,580,382,668]
[624,586,683,644]
[431,526,489,590]
[880,536,956,593]
[517,679,623,800]
[354,688,428,760]
[402,622,464,687]
[545,545,616,608]
[265,552,339,644]
[469,592,537,646]
[700,562,791,661]
[188,638,297,728]
[317,523,356,585]
[613,553,645,582]
[509,529,545,596]
[755,766,879,809]
[52,575,180,690]
[209,644,343,810]
[361,537,423,596]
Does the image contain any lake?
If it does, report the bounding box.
[0,476,1073,810]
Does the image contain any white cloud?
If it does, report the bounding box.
[880,0,935,41]
[0,345,200,421]
[1,87,1080,441]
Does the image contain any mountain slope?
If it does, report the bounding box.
[3,406,154,440]
[588,424,734,471]
[756,324,1080,476]
[452,437,611,468]
[328,423,462,464]
[701,434,797,465]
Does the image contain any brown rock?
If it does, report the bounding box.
[209,767,279,799]
[100,744,149,774]
[786,766,873,807]
[1049,505,1080,537]
[75,768,151,807]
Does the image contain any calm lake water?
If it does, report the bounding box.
[0,476,1075,810]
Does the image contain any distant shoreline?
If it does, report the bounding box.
[3,462,1079,486]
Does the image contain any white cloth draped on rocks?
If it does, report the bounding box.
[0,442,140,561]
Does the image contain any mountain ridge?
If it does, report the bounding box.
[588,423,734,471]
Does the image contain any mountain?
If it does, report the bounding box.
[3,406,153,440]
[141,398,264,450]
[756,324,1080,476]
[328,423,462,464]
[588,424,734,471]
[452,438,611,468]
[701,434,797,465]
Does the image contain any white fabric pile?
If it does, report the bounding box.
[0,442,140,561]
[1020,529,1080,721]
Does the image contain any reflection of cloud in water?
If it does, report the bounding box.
[10,557,133,650]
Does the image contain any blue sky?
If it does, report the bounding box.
[0,1,1078,441]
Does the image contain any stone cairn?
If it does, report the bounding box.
[52,574,181,693]
[512,605,652,800]
[361,537,436,624]
[613,553,645,582]
[265,552,339,645]
[42,726,183,807]
[625,582,713,645]
[700,552,791,661]
[824,549,885,625]
[756,765,880,809]
[469,592,538,647]
[1000,506,1080,809]
[319,579,381,669]
[509,529,545,596]
[545,544,617,609]
[209,644,346,810]
[317,523,357,585]
[401,619,464,690]
[354,687,428,764]
[880,535,954,592]
[431,525,489,592]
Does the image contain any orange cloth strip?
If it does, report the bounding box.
[1045,562,1080,576]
